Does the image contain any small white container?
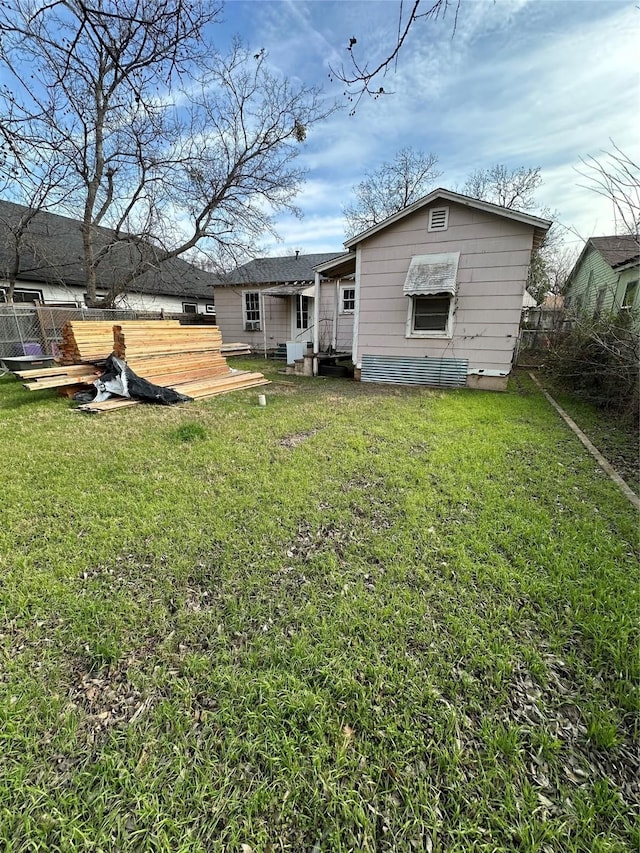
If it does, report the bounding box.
[258,394,267,407]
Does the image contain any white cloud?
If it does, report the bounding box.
[337,3,637,245]
[263,213,347,254]
[216,1,640,255]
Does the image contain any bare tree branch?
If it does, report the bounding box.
[461,164,571,302]
[344,147,442,237]
[463,164,543,212]
[0,2,334,307]
[576,141,640,239]
[329,0,459,114]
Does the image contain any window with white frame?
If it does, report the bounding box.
[0,287,43,304]
[340,285,355,313]
[409,295,452,335]
[182,302,197,313]
[403,252,458,338]
[243,291,261,330]
[622,280,638,309]
[296,294,310,329]
[428,207,449,232]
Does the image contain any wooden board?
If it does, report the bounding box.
[18,318,268,413]
[77,371,270,413]
[15,364,97,380]
[60,319,182,363]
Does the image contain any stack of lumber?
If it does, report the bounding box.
[14,319,268,414]
[58,319,182,364]
[113,323,223,360]
[221,342,252,357]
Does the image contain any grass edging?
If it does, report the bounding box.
[529,372,640,509]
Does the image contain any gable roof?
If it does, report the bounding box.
[589,235,639,269]
[343,188,552,249]
[566,234,640,289]
[0,199,217,298]
[218,252,343,286]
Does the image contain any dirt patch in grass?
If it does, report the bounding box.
[278,429,319,448]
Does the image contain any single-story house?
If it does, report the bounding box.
[213,252,345,356]
[0,199,217,315]
[313,189,551,390]
[563,235,639,321]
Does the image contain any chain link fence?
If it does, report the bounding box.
[0,305,148,358]
[0,305,204,359]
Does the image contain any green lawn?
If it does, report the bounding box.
[534,372,639,496]
[0,362,638,852]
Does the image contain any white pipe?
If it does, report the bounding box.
[332,279,339,352]
[313,271,320,353]
[261,291,267,358]
[352,247,361,365]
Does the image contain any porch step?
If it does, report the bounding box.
[266,343,288,361]
[270,342,312,362]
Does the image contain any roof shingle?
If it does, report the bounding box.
[219,253,344,286]
[0,199,217,298]
[590,235,639,268]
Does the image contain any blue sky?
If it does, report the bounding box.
[216,0,639,257]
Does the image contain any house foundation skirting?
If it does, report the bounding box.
[360,355,469,388]
[466,373,509,392]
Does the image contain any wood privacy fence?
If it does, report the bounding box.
[514,327,570,365]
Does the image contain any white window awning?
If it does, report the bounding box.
[403,252,460,296]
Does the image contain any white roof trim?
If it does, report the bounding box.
[403,252,460,296]
[313,252,355,273]
[261,283,315,297]
[344,188,552,248]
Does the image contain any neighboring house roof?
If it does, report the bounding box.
[0,199,217,299]
[566,234,640,288]
[522,290,537,309]
[342,188,552,250]
[589,235,639,269]
[540,293,564,311]
[219,252,343,286]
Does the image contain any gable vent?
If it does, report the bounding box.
[428,207,449,231]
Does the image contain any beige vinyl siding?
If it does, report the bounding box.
[316,280,354,352]
[360,235,533,260]
[212,286,245,342]
[316,281,336,351]
[262,295,294,344]
[356,201,534,373]
[213,285,290,347]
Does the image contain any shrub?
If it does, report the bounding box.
[543,310,639,426]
